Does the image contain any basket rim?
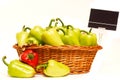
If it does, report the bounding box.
[13,44,102,51]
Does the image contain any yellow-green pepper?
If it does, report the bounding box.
[36,59,70,77]
[16,25,30,47]
[79,28,97,46]
[61,25,80,46]
[30,25,45,45]
[42,28,64,46]
[2,56,36,78]
[26,36,39,45]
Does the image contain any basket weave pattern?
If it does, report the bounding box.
[13,44,102,74]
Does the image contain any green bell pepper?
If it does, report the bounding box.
[36,59,70,77]
[16,25,30,47]
[79,28,97,46]
[61,25,80,46]
[2,56,36,78]
[30,25,45,44]
[42,28,64,46]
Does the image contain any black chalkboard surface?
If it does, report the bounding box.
[88,8,119,30]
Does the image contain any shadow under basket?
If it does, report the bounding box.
[13,44,102,74]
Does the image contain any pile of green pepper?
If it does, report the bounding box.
[16,18,98,47]
[2,18,99,78]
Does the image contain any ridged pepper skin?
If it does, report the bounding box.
[73,28,81,42]
[42,28,64,46]
[2,56,36,78]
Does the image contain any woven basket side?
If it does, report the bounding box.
[13,44,102,74]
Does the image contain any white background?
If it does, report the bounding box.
[0,0,120,80]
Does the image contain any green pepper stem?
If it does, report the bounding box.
[56,18,65,27]
[48,19,55,28]
[80,28,92,34]
[22,25,31,32]
[65,25,74,35]
[36,63,48,71]
[28,53,34,60]
[56,28,65,35]
[80,30,89,34]
[2,56,9,66]
[55,22,58,27]
[89,28,92,33]
[66,25,74,30]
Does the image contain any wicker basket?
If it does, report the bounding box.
[13,44,102,74]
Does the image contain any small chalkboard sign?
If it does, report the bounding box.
[88,8,119,30]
